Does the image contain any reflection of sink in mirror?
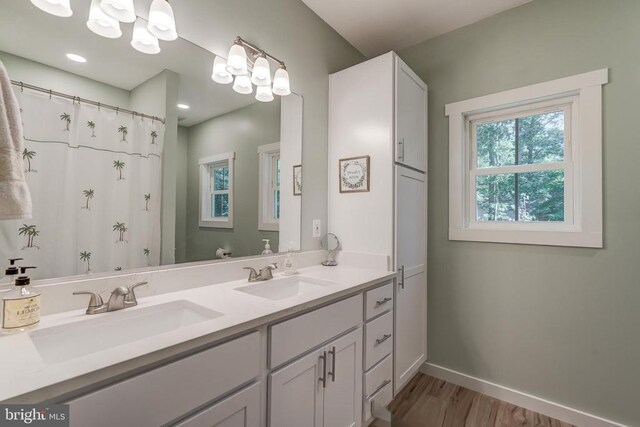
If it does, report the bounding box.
[234,276,335,300]
[29,301,222,364]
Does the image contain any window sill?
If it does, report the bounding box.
[449,227,602,248]
[199,219,233,229]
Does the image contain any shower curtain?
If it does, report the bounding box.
[0,89,164,280]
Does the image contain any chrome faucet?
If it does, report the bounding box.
[74,281,148,315]
[243,263,278,282]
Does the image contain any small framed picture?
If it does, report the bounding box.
[293,164,302,196]
[339,155,370,193]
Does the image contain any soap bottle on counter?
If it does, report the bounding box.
[283,242,298,275]
[261,239,273,255]
[2,266,40,335]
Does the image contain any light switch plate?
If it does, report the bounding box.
[312,219,321,237]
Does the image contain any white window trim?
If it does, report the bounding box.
[199,152,235,229]
[258,142,280,231]
[446,69,607,248]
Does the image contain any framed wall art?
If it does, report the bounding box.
[339,155,370,193]
[293,164,302,196]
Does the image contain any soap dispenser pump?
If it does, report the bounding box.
[261,239,273,255]
[4,258,22,286]
[2,266,40,334]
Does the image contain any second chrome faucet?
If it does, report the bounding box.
[243,264,278,282]
[73,281,148,315]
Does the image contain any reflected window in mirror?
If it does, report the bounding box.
[199,152,235,229]
[258,143,281,231]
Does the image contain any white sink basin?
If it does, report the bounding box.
[234,276,334,300]
[29,300,222,363]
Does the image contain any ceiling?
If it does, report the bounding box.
[0,1,258,127]
[300,0,532,57]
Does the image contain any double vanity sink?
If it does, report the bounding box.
[27,275,335,365]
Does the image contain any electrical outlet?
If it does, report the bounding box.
[312,219,321,237]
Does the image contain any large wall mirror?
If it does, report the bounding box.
[0,1,303,282]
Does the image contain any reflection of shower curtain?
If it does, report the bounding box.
[0,89,163,280]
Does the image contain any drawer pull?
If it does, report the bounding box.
[369,379,392,398]
[319,351,327,388]
[374,297,392,307]
[375,334,392,345]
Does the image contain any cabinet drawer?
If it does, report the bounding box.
[270,294,363,368]
[365,282,393,320]
[68,332,260,427]
[364,354,392,398]
[363,379,393,423]
[364,311,393,369]
[173,382,260,427]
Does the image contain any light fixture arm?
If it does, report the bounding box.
[234,36,286,68]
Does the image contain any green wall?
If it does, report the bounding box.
[185,101,280,261]
[399,0,640,424]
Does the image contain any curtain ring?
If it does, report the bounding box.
[49,89,52,99]
[116,107,119,116]
[97,102,101,111]
[20,82,23,92]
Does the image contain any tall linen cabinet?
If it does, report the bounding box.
[328,51,428,411]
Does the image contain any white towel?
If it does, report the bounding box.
[0,60,32,220]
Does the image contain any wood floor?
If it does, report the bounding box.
[372,373,574,427]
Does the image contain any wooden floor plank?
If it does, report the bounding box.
[380,373,575,427]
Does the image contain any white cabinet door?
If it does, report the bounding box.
[174,382,260,427]
[394,166,427,393]
[269,348,325,427]
[395,57,427,172]
[323,329,362,427]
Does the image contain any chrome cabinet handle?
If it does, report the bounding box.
[375,334,392,345]
[328,346,336,382]
[398,138,405,161]
[398,265,405,289]
[319,351,327,388]
[370,379,392,398]
[375,297,392,307]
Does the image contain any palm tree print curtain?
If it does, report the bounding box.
[0,89,164,280]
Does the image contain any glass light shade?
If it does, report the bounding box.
[30,0,72,17]
[131,20,160,54]
[147,0,177,41]
[211,57,233,84]
[256,85,274,102]
[272,67,291,96]
[232,75,253,95]
[99,0,136,23]
[251,56,271,87]
[87,0,121,38]
[226,43,248,76]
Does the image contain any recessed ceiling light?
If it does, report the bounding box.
[66,53,87,63]
[177,104,190,110]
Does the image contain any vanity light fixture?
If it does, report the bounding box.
[272,66,291,96]
[147,0,178,41]
[216,36,291,102]
[177,103,190,110]
[66,53,87,63]
[87,0,122,39]
[233,75,253,95]
[30,0,73,17]
[131,19,161,54]
[99,0,136,23]
[255,85,274,103]
[211,56,233,84]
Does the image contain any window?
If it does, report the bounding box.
[447,69,607,247]
[258,143,280,231]
[199,152,234,228]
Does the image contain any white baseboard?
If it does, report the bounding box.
[420,363,627,427]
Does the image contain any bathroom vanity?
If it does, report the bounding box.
[0,252,396,427]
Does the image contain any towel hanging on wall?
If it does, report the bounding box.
[0,60,32,220]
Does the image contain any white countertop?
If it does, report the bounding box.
[0,264,394,403]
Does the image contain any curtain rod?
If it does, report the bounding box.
[10,80,166,125]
